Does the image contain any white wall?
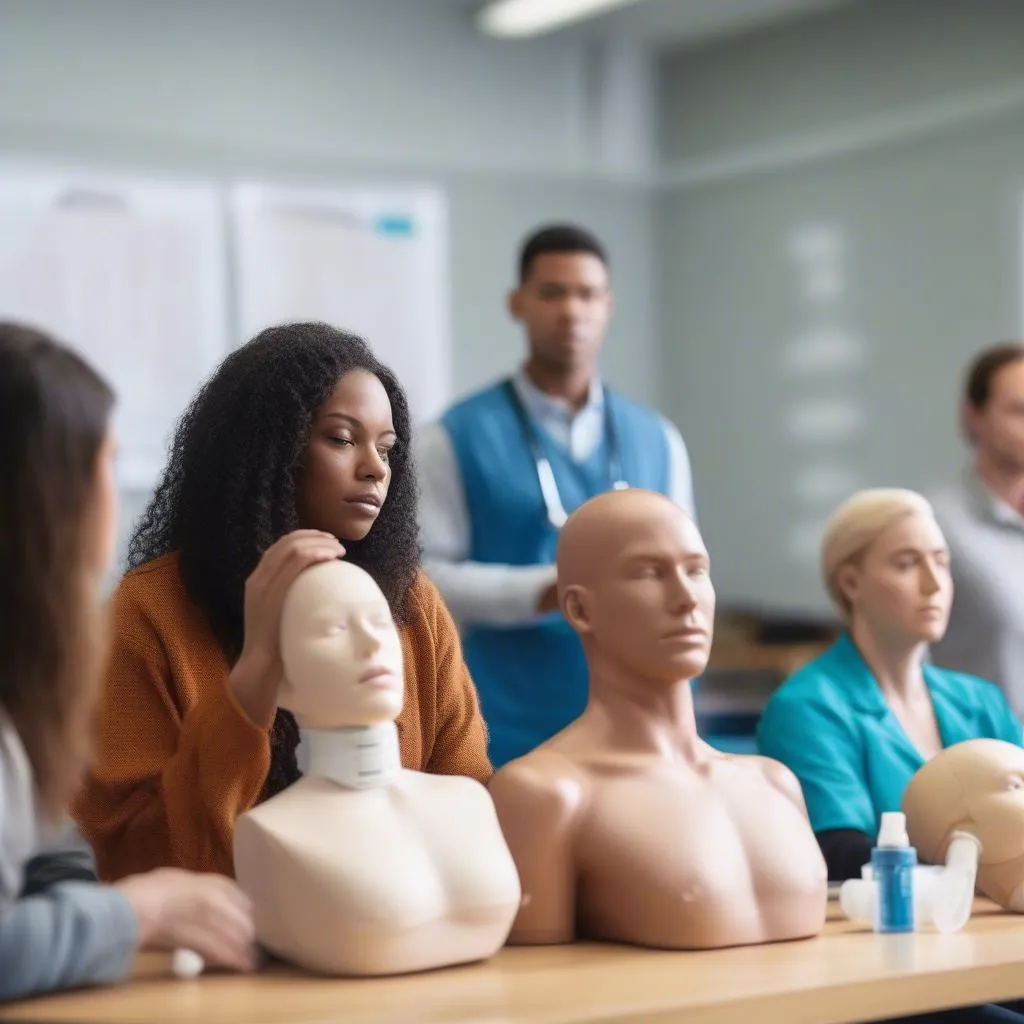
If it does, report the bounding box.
[0,0,659,402]
[657,0,1024,613]
[0,0,661,564]
[13,0,1018,615]
[0,0,589,175]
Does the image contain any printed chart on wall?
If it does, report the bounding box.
[0,165,229,488]
[229,183,451,424]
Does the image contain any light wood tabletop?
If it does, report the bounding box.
[4,901,1024,1024]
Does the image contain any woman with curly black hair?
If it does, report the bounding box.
[74,322,490,880]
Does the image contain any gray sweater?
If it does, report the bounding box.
[0,715,138,1002]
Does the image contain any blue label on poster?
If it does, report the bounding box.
[375,214,415,237]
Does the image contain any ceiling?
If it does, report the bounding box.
[466,0,859,49]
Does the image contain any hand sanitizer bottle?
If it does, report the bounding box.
[872,812,917,933]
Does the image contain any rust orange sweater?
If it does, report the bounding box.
[73,553,492,881]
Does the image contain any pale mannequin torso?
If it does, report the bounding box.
[492,717,826,949]
[235,735,520,975]
[232,561,521,976]
[489,489,828,950]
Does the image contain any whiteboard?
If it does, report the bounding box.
[0,166,229,488]
[230,183,451,424]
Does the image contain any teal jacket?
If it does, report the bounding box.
[756,633,1023,839]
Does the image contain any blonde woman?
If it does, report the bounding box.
[756,488,1022,882]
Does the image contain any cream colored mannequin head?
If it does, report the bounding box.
[904,740,1024,892]
[278,560,404,729]
[821,488,951,645]
[556,489,714,682]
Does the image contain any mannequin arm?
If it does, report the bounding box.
[488,758,581,944]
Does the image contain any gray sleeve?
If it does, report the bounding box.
[0,881,137,1002]
[21,820,98,895]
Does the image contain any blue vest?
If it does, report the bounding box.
[442,381,670,768]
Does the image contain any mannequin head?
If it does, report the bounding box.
[903,739,1024,909]
[821,489,951,646]
[279,560,405,730]
[556,490,714,683]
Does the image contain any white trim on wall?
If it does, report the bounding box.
[658,77,1024,192]
[7,70,1024,196]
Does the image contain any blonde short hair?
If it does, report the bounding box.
[820,488,937,619]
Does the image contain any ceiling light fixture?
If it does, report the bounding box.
[476,0,647,39]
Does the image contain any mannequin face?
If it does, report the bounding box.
[956,745,1024,865]
[565,501,715,682]
[839,510,951,645]
[279,560,405,729]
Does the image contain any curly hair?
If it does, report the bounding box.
[129,322,421,662]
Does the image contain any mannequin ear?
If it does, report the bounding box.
[562,585,593,635]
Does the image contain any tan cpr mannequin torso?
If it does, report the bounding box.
[904,738,1024,912]
[489,490,827,949]
[233,561,521,976]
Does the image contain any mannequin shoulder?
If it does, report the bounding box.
[233,790,294,838]
[398,769,494,810]
[742,755,807,809]
[488,751,588,824]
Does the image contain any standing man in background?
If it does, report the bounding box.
[930,343,1024,715]
[416,224,696,768]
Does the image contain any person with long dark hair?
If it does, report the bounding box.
[0,322,255,1002]
[74,322,490,880]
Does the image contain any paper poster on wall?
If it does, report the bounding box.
[0,165,229,488]
[229,182,451,424]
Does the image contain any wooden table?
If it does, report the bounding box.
[4,901,1024,1024]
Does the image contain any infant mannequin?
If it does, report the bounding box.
[488,490,827,949]
[233,560,521,976]
[904,738,1024,911]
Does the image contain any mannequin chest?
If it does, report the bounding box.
[573,760,826,947]
[236,775,520,929]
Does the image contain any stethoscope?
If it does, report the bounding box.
[503,379,629,530]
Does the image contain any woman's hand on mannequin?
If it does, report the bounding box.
[116,869,257,972]
[230,530,344,729]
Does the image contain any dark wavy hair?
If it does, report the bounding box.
[128,322,420,662]
[0,322,115,819]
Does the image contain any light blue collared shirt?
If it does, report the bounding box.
[416,369,695,628]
